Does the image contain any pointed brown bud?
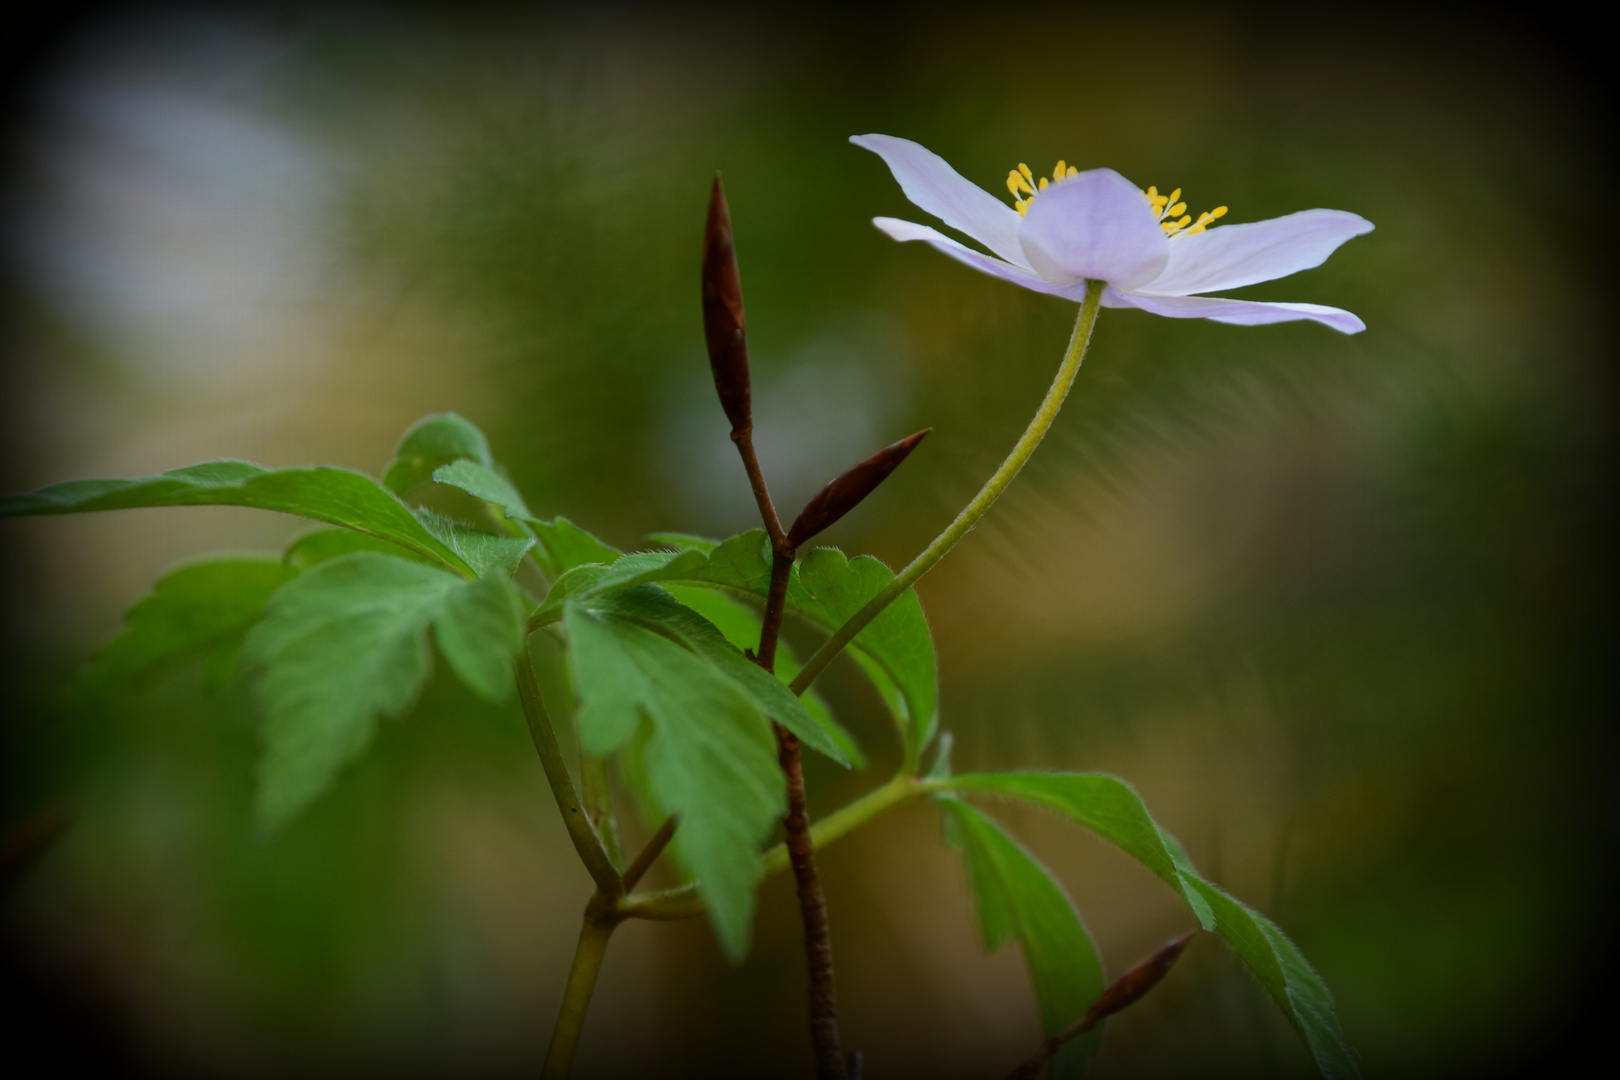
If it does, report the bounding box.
[703,174,751,433]
[1088,931,1195,1021]
[785,428,931,549]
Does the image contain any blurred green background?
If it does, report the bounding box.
[2,6,1611,1077]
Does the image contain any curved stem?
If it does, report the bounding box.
[790,282,1105,697]
[514,653,623,897]
[542,899,619,1080]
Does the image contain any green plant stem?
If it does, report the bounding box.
[542,898,619,1080]
[789,281,1105,698]
[621,771,926,921]
[514,653,622,897]
[580,752,626,871]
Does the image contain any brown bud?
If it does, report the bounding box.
[702,174,751,433]
[785,429,931,549]
[1088,931,1195,1021]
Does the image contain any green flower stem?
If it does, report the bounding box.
[542,897,620,1080]
[789,280,1105,699]
[514,653,623,897]
[581,752,626,872]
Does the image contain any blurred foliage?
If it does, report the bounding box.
[2,5,1610,1078]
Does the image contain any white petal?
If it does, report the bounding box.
[1141,209,1374,296]
[1110,291,1367,334]
[1017,169,1169,289]
[872,217,1079,297]
[851,135,1030,268]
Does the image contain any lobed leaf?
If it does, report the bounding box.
[949,771,1357,1079]
[584,530,939,754]
[416,509,533,579]
[72,558,296,702]
[564,590,783,958]
[0,462,473,577]
[937,796,1106,1078]
[241,552,525,833]
[663,583,866,769]
[283,528,435,570]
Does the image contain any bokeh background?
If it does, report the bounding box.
[2,5,1611,1077]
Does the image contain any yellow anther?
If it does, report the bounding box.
[1146,186,1159,199]
[1019,163,1034,182]
[1162,221,1177,233]
[1066,166,1078,177]
[1038,177,1049,190]
[1007,175,1022,197]
[1211,206,1228,219]
[1185,224,1206,235]
[1168,202,1187,217]
[1153,194,1169,208]
[1053,160,1066,181]
[1176,215,1191,228]
[1168,188,1182,204]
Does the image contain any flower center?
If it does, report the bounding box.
[1141,185,1228,238]
[1006,160,1077,216]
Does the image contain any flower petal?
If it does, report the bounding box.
[872,218,1078,297]
[851,135,1030,268]
[1017,169,1168,289]
[1109,289,1367,334]
[1140,209,1374,296]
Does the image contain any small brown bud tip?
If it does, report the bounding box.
[702,174,751,432]
[786,428,931,549]
[1089,931,1196,1021]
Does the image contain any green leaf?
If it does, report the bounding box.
[563,590,783,958]
[415,509,533,579]
[432,459,532,520]
[950,772,1357,1080]
[529,516,622,575]
[72,558,296,702]
[584,530,938,754]
[937,796,1106,1078]
[383,413,492,496]
[241,553,526,833]
[644,531,719,555]
[1,462,474,577]
[792,547,939,751]
[582,586,847,766]
[533,565,612,625]
[283,528,436,570]
[435,574,527,702]
[663,583,866,769]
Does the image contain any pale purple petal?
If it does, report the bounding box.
[1111,291,1367,333]
[1139,209,1375,296]
[1017,169,1169,289]
[851,135,1031,268]
[872,217,1078,297]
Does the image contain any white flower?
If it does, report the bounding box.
[851,134,1374,334]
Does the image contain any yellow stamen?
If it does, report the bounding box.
[1167,201,1187,217]
[1006,156,1081,215]
[1066,166,1078,177]
[1019,163,1034,182]
[1054,160,1066,181]
[1168,188,1181,204]
[1038,177,1049,190]
[1140,183,1231,239]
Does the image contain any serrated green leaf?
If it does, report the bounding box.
[584,530,938,755]
[283,527,437,570]
[644,531,719,555]
[937,796,1106,1078]
[432,458,532,519]
[435,574,526,701]
[241,552,526,833]
[73,558,296,702]
[1,463,473,577]
[663,584,865,769]
[527,516,622,575]
[583,586,846,766]
[950,772,1357,1080]
[564,593,783,959]
[415,509,533,579]
[951,773,1214,928]
[383,413,492,496]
